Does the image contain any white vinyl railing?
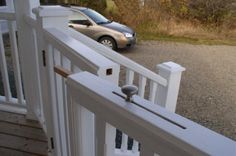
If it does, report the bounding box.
[1,1,235,156]
[25,5,186,156]
[21,5,119,156]
[66,71,236,156]
[69,26,186,154]
[43,27,120,156]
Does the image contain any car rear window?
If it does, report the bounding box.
[81,9,109,24]
[69,11,87,21]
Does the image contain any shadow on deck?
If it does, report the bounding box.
[0,111,48,156]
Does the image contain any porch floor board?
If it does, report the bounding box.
[0,110,48,156]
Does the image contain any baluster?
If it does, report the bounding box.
[61,55,71,72]
[73,105,95,156]
[67,94,81,156]
[72,61,95,156]
[138,75,147,98]
[125,68,134,84]
[60,54,72,156]
[68,62,81,154]
[71,63,82,73]
[46,44,62,156]
[121,69,135,152]
[53,48,70,156]
[8,21,24,105]
[0,28,12,102]
[95,116,106,156]
[83,108,95,156]
[71,63,75,73]
[61,55,71,116]
[132,75,147,153]
[149,80,158,103]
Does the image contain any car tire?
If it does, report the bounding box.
[98,36,117,50]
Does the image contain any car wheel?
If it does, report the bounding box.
[99,37,117,50]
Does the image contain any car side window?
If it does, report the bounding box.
[69,11,92,26]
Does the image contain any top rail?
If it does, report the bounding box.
[44,28,119,76]
[67,72,236,156]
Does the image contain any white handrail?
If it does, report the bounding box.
[68,24,185,154]
[68,28,168,87]
[44,28,119,75]
[67,72,236,156]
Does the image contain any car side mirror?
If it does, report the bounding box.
[84,20,92,27]
[69,25,74,28]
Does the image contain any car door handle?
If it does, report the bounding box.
[69,25,74,28]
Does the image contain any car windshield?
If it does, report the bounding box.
[81,9,111,25]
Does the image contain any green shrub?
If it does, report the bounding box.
[188,0,235,25]
[40,0,107,13]
[78,0,107,13]
[113,0,235,27]
[113,0,141,26]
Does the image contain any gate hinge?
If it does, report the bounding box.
[50,137,54,149]
[42,50,46,66]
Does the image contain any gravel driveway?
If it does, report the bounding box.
[120,41,236,141]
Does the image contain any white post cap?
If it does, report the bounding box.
[157,61,186,73]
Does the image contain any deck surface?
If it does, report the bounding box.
[0,111,48,156]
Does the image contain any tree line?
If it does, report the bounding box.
[40,0,107,12]
[41,0,236,28]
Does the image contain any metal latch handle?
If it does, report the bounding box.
[121,85,138,102]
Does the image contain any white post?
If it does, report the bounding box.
[33,6,71,156]
[6,0,14,11]
[156,62,185,112]
[14,0,41,120]
[97,69,119,156]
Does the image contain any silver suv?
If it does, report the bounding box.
[69,7,136,50]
